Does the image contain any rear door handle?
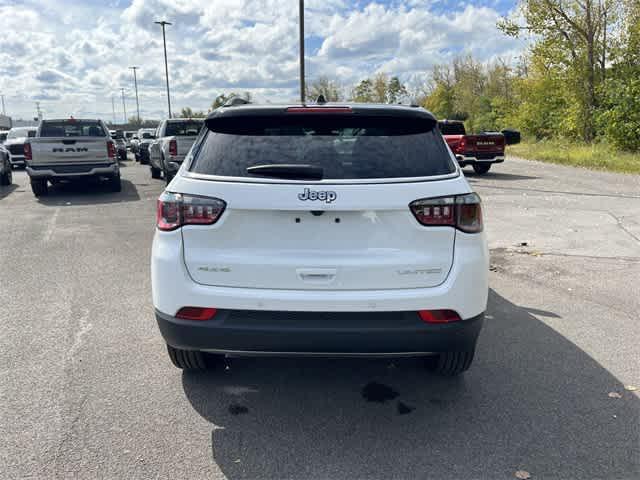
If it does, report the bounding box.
[297,268,337,284]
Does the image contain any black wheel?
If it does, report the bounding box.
[166,344,224,371]
[0,168,11,186]
[30,179,48,197]
[425,350,475,376]
[472,163,491,175]
[108,173,122,192]
[164,170,174,185]
[150,165,162,179]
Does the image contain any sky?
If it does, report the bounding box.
[0,0,525,122]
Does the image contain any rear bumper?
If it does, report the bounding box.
[156,309,484,355]
[9,154,25,166]
[27,162,118,179]
[456,155,504,165]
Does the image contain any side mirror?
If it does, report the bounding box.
[502,129,521,146]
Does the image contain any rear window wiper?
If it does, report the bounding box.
[246,164,323,180]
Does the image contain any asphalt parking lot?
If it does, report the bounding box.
[1,156,639,479]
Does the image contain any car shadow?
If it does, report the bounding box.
[0,183,18,200]
[464,170,539,181]
[181,290,639,479]
[35,179,140,206]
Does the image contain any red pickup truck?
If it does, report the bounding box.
[438,120,519,175]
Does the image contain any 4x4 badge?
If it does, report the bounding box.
[298,188,337,203]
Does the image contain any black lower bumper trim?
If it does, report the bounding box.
[155,309,484,355]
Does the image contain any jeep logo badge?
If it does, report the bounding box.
[298,188,337,203]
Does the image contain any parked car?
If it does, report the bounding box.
[134,128,156,164]
[152,103,488,376]
[124,130,136,149]
[24,118,120,196]
[0,143,12,185]
[109,129,128,161]
[438,120,519,175]
[4,126,37,168]
[149,118,204,182]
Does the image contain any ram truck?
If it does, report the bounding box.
[438,120,519,175]
[132,128,156,164]
[148,118,203,183]
[24,118,120,197]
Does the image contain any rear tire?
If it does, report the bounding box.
[108,173,122,192]
[472,163,491,175]
[0,168,11,185]
[166,344,224,371]
[150,165,162,179]
[425,350,475,376]
[30,179,48,197]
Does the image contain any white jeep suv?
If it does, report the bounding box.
[151,104,488,376]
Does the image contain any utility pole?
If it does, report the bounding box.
[129,66,141,124]
[120,88,127,124]
[154,20,173,118]
[35,102,43,122]
[111,95,116,124]
[1,95,5,115]
[299,0,305,104]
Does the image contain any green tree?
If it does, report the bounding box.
[351,79,374,102]
[179,107,206,118]
[211,92,252,111]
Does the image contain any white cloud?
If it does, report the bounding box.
[0,0,524,121]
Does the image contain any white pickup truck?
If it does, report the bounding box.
[25,118,120,197]
[148,118,204,183]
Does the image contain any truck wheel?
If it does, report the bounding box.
[166,344,224,371]
[472,164,491,175]
[0,168,11,185]
[425,350,475,376]
[108,173,122,192]
[30,179,48,197]
[150,166,162,179]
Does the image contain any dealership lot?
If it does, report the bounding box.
[1,157,639,479]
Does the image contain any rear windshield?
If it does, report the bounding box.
[165,121,203,136]
[41,121,106,137]
[140,130,155,139]
[190,116,455,180]
[438,122,466,135]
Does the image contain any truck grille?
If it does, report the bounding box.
[8,144,24,156]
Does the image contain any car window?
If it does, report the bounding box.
[190,115,456,180]
[438,122,466,135]
[40,121,106,137]
[8,128,36,139]
[165,121,203,137]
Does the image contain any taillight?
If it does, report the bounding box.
[107,141,116,158]
[156,192,226,231]
[24,143,32,161]
[169,139,177,156]
[418,310,461,323]
[176,307,217,321]
[409,193,483,233]
[457,138,466,153]
[286,107,352,113]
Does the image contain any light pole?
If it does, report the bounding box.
[1,95,5,115]
[120,88,127,124]
[299,0,305,104]
[129,66,141,124]
[111,95,116,124]
[154,20,173,118]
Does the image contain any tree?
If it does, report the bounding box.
[211,92,252,111]
[307,77,341,102]
[387,76,408,103]
[179,107,206,118]
[499,0,617,141]
[351,79,374,102]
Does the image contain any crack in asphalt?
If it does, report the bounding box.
[472,183,640,200]
[607,212,640,244]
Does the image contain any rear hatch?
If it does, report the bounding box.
[178,106,464,291]
[464,134,505,154]
[31,120,110,165]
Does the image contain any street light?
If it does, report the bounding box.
[129,66,141,124]
[154,20,173,118]
[120,88,127,124]
[299,0,305,103]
